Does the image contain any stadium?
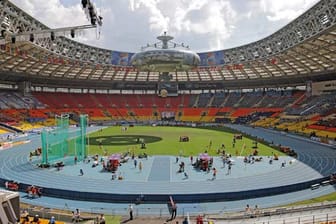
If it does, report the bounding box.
[0,0,336,223]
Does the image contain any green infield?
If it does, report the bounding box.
[86,126,283,157]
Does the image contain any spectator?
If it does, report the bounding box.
[196,215,203,224]
[128,204,133,220]
[74,208,80,222]
[98,214,105,224]
[71,211,76,223]
[21,210,29,223]
[171,203,177,220]
[254,205,260,217]
[32,214,40,224]
[48,216,55,224]
[245,204,251,217]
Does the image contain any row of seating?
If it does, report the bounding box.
[0,107,283,122]
[31,91,306,109]
[0,90,322,113]
[32,92,193,109]
[319,222,336,224]
[252,114,336,139]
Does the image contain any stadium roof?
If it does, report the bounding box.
[0,0,335,90]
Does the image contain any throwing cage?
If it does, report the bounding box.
[41,114,88,165]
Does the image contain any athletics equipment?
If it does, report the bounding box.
[41,114,88,165]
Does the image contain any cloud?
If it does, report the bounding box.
[11,0,87,27]
[129,0,170,32]
[127,0,237,51]
[259,0,319,21]
[9,0,319,52]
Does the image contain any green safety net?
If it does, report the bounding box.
[41,114,88,165]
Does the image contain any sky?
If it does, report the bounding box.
[11,0,320,53]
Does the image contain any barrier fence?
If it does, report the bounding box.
[20,202,336,224]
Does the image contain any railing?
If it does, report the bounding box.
[246,212,336,224]
[88,202,336,216]
[89,205,205,217]
[20,201,336,223]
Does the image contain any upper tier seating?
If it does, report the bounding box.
[0,91,44,109]
[223,92,241,107]
[286,93,336,116]
[211,92,226,107]
[198,93,212,107]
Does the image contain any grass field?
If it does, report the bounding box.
[87,126,283,157]
[286,192,336,206]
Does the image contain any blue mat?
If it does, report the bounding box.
[148,156,171,181]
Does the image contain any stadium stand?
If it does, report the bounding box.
[0,90,334,141]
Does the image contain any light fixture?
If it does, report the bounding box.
[81,0,88,8]
[82,0,102,26]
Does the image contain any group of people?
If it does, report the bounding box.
[221,153,233,173]
[192,157,214,172]
[76,152,148,181]
[20,211,56,224]
[29,148,42,161]
[4,180,19,191]
[133,159,143,172]
[26,185,42,198]
[243,155,263,164]
[95,214,105,224]
[245,204,260,218]
[71,209,81,223]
